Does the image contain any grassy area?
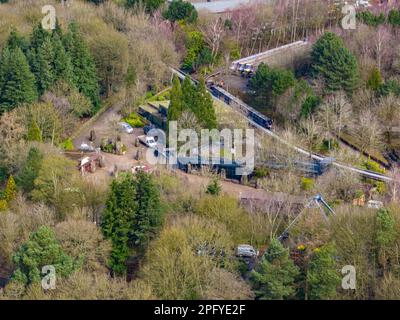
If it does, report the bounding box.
[338,131,389,168]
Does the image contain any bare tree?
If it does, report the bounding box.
[377,94,400,146]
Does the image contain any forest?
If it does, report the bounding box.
[1,0,400,301]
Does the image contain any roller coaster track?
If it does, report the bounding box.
[170,67,393,183]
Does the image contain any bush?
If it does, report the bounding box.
[123,112,146,128]
[59,138,75,151]
[254,167,269,179]
[301,177,314,191]
[0,199,7,211]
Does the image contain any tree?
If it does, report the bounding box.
[64,22,100,111]
[16,147,43,194]
[101,173,137,275]
[4,175,17,202]
[164,0,198,23]
[101,172,162,275]
[377,94,400,146]
[34,37,56,95]
[248,63,295,107]
[11,226,77,286]
[375,209,397,271]
[89,29,129,97]
[311,32,359,94]
[367,67,383,91]
[250,239,299,299]
[0,47,37,112]
[27,120,43,142]
[351,109,383,154]
[51,34,74,86]
[132,171,163,247]
[167,75,183,123]
[307,244,341,300]
[206,178,222,196]
[193,78,217,129]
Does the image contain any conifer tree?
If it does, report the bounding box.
[35,37,56,94]
[167,75,183,123]
[4,175,17,202]
[64,22,100,110]
[51,33,74,85]
[311,32,359,94]
[27,120,43,142]
[0,47,37,112]
[251,239,299,299]
[16,147,43,194]
[194,77,217,129]
[307,244,341,300]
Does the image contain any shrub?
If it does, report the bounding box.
[59,137,75,151]
[301,177,314,191]
[123,112,146,128]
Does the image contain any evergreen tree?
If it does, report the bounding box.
[0,47,37,112]
[206,178,221,195]
[6,28,29,52]
[193,77,217,129]
[367,67,383,91]
[181,75,196,111]
[12,226,76,285]
[35,37,56,94]
[64,22,100,111]
[30,23,50,53]
[101,173,138,275]
[307,244,341,300]
[311,32,359,94]
[51,33,74,85]
[251,239,299,299]
[27,120,43,142]
[167,75,183,123]
[16,147,43,194]
[4,175,17,202]
[164,0,198,23]
[101,172,162,275]
[132,171,162,247]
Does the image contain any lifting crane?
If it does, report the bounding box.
[277,194,335,243]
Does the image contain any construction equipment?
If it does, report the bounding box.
[277,194,335,243]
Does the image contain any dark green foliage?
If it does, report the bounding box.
[85,0,106,4]
[307,244,341,300]
[6,28,29,52]
[101,172,162,275]
[300,95,321,118]
[12,226,77,285]
[16,147,43,194]
[357,11,386,26]
[181,31,205,72]
[248,63,295,106]
[311,32,359,94]
[51,33,74,85]
[164,0,198,23]
[388,9,400,26]
[132,171,162,246]
[375,209,396,247]
[35,37,56,95]
[167,75,184,123]
[169,76,217,129]
[64,22,100,111]
[193,78,217,129]
[251,239,299,299]
[378,79,400,97]
[206,178,221,196]
[0,47,37,113]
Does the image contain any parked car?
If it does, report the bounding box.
[119,122,134,134]
[79,143,95,152]
[367,200,384,210]
[137,135,157,148]
[236,244,259,258]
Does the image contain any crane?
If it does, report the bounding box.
[277,194,335,242]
